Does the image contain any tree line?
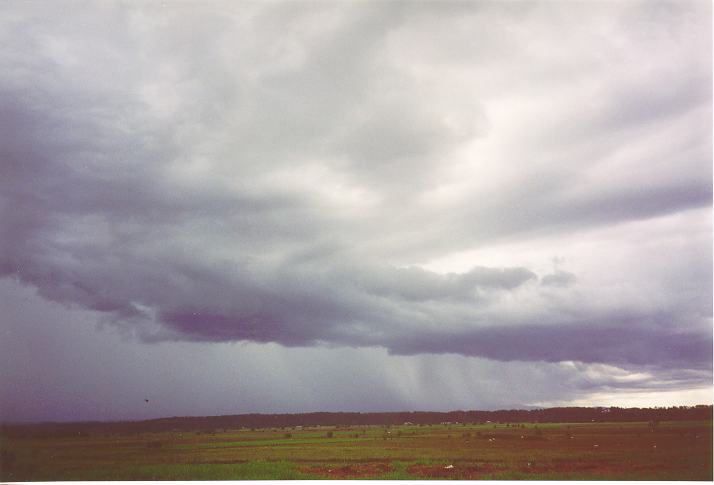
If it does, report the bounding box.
[1,405,710,438]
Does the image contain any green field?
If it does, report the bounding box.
[1,421,711,480]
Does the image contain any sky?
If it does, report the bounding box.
[0,0,712,423]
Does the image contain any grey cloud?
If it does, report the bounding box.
[412,174,712,261]
[0,1,711,378]
[459,266,537,290]
[1,276,710,423]
[348,265,536,302]
[150,260,538,343]
[568,364,712,393]
[7,228,707,370]
[386,320,713,369]
[541,270,577,287]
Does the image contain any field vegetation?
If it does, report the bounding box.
[1,419,711,480]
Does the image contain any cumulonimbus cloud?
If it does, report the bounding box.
[0,1,711,375]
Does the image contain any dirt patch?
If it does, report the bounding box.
[292,457,392,463]
[407,463,496,479]
[301,462,393,478]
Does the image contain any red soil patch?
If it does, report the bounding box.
[301,462,393,478]
[407,463,496,479]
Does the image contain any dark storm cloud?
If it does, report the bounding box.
[0,0,711,378]
[387,321,713,369]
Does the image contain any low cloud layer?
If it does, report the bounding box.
[0,1,711,419]
[1,278,710,422]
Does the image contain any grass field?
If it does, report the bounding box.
[1,420,711,480]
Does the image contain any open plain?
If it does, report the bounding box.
[1,420,711,480]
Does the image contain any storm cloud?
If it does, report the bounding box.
[0,1,711,420]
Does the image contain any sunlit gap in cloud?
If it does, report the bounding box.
[536,388,714,409]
